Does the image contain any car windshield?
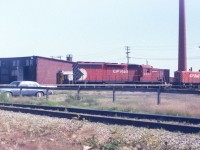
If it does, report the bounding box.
[9,81,41,87]
[9,81,21,87]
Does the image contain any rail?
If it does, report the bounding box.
[0,102,199,134]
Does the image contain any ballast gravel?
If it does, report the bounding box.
[0,110,199,150]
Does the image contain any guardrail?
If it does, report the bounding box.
[0,84,199,105]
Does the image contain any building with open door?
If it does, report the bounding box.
[0,56,73,84]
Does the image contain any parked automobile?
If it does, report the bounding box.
[0,81,53,97]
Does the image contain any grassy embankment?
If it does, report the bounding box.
[0,90,200,117]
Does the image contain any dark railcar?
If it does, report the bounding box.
[152,68,170,83]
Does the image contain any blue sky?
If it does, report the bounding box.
[0,0,200,76]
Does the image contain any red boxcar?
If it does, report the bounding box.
[174,71,200,84]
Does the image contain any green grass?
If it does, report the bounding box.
[1,91,200,118]
[85,136,121,150]
[0,93,11,102]
[85,136,98,148]
[100,139,120,150]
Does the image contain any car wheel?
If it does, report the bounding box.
[36,92,44,98]
[5,92,12,98]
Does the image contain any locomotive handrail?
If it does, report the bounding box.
[55,83,171,87]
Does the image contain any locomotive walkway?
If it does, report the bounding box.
[0,102,199,134]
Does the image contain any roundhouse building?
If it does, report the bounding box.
[0,56,73,84]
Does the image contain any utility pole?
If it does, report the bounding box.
[125,46,130,64]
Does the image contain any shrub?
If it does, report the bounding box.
[86,136,98,148]
[100,139,120,150]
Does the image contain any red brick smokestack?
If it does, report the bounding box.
[178,0,187,71]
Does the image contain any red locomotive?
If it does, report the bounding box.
[174,71,200,85]
[74,62,170,84]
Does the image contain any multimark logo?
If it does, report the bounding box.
[113,70,128,74]
[189,74,200,79]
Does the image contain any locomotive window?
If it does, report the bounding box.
[146,69,150,73]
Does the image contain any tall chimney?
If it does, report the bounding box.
[178,0,187,71]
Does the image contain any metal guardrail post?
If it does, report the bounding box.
[77,87,80,100]
[157,87,161,105]
[46,88,49,100]
[20,87,22,97]
[113,88,115,103]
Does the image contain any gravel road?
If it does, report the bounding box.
[0,110,200,150]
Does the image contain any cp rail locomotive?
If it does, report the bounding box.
[57,62,170,84]
[174,70,200,86]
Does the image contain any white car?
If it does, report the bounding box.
[0,81,53,97]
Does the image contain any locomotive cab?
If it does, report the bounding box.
[139,65,169,83]
[139,65,153,82]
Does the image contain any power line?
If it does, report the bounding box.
[132,56,200,61]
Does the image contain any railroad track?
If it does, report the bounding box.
[0,102,199,134]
